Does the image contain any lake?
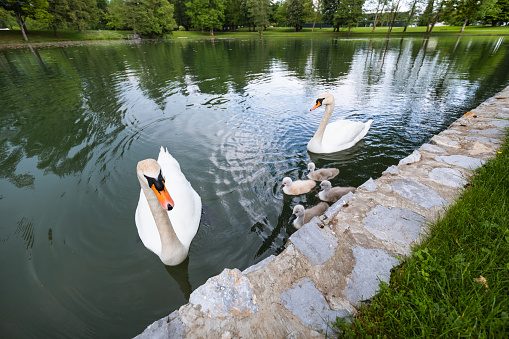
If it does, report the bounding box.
[0,36,508,338]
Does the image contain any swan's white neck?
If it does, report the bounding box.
[140,181,188,265]
[310,101,334,147]
[295,214,304,228]
[319,186,331,200]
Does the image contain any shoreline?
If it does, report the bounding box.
[0,39,131,50]
[1,28,508,50]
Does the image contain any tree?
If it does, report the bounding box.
[186,0,226,35]
[371,0,387,32]
[419,0,435,30]
[272,0,287,26]
[403,0,421,32]
[47,0,99,36]
[46,0,67,36]
[224,0,246,31]
[0,0,50,41]
[67,0,98,31]
[322,0,339,31]
[311,0,321,31]
[0,7,17,28]
[426,0,445,34]
[246,0,271,36]
[170,0,191,29]
[94,0,107,29]
[485,0,508,25]
[269,0,283,25]
[106,0,140,33]
[107,0,177,37]
[386,0,401,34]
[285,0,313,31]
[334,0,364,36]
[443,0,499,32]
[139,0,177,37]
[105,0,124,29]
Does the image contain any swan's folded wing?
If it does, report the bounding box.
[158,149,202,247]
[322,120,370,152]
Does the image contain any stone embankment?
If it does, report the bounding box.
[137,86,509,338]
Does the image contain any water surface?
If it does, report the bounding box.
[0,36,508,337]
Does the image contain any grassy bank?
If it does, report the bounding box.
[331,132,509,337]
[1,25,509,44]
[170,25,509,38]
[0,29,126,44]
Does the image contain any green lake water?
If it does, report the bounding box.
[0,36,508,337]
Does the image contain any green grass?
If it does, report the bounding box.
[0,29,127,44]
[1,25,508,44]
[330,132,509,338]
[170,25,509,38]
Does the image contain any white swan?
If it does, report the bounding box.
[135,147,201,266]
[307,162,339,181]
[308,93,373,153]
[291,203,329,229]
[281,177,316,195]
[318,180,356,203]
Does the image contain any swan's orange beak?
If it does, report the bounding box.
[310,101,322,111]
[151,184,175,211]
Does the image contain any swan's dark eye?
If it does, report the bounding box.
[316,98,324,105]
[144,175,154,187]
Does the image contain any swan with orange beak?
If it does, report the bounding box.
[308,93,373,153]
[135,147,201,266]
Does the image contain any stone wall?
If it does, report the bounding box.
[137,86,509,338]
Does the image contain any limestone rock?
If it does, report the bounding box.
[189,269,258,318]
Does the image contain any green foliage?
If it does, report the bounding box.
[107,0,176,37]
[105,0,123,29]
[401,0,422,30]
[0,0,51,40]
[269,0,282,25]
[419,0,436,26]
[170,0,191,29]
[333,0,364,30]
[0,0,51,23]
[331,132,509,337]
[186,0,226,34]
[140,0,177,36]
[0,7,17,28]
[246,0,271,34]
[47,0,99,32]
[223,0,247,31]
[272,0,287,26]
[321,0,338,27]
[285,0,313,31]
[485,0,509,25]
[442,0,500,28]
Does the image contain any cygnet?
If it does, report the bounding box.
[318,180,355,203]
[281,177,316,195]
[307,162,340,181]
[290,202,329,229]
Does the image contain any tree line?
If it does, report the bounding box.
[1,0,508,41]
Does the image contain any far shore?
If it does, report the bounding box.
[1,26,508,50]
